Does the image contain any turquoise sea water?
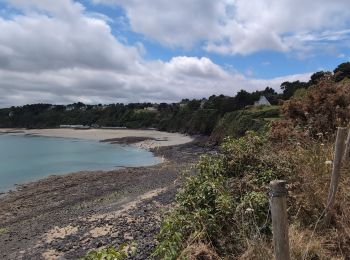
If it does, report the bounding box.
[0,134,160,192]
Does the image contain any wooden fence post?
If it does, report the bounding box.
[326,127,347,217]
[343,128,350,163]
[270,180,290,260]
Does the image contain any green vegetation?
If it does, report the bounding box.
[81,243,137,260]
[334,61,350,82]
[1,87,281,136]
[210,105,280,142]
[0,228,8,235]
[154,132,291,259]
[154,73,350,259]
[68,62,350,259]
[2,62,350,137]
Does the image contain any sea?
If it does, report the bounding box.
[0,134,160,192]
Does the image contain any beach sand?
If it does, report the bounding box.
[0,128,193,148]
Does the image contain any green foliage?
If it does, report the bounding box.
[334,62,350,82]
[155,132,291,258]
[281,80,310,100]
[154,155,232,259]
[0,228,8,235]
[236,191,269,229]
[81,243,137,260]
[0,89,280,136]
[293,88,308,98]
[210,107,280,142]
[310,71,330,85]
[221,132,265,175]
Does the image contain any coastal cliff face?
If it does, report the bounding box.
[0,139,212,259]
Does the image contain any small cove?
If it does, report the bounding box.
[0,134,161,192]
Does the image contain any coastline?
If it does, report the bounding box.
[0,132,210,259]
[0,128,193,149]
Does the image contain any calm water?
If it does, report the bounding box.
[0,134,160,192]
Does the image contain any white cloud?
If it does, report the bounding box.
[0,56,311,107]
[94,0,350,55]
[0,0,140,72]
[0,0,312,107]
[93,0,224,48]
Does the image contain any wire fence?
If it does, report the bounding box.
[268,126,350,260]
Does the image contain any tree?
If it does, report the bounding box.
[334,62,350,82]
[310,71,326,85]
[280,81,309,100]
[187,99,201,110]
[234,90,254,109]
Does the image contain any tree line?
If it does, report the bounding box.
[1,62,350,135]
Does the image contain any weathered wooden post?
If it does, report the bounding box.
[343,128,350,163]
[270,180,290,260]
[326,127,347,217]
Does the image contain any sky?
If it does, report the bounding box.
[1,0,350,107]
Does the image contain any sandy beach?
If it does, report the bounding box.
[0,128,193,149]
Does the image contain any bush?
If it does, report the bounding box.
[154,132,291,259]
[282,79,350,138]
[210,110,271,143]
[81,243,137,260]
[154,155,232,259]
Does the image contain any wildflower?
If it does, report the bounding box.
[325,160,332,165]
[245,208,254,214]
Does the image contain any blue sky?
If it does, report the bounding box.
[0,0,350,106]
[79,0,350,78]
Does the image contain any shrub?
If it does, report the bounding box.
[154,132,291,259]
[282,79,350,138]
[154,155,232,259]
[210,110,270,143]
[81,243,137,260]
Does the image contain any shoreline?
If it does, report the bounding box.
[0,134,211,259]
[0,128,187,194]
[0,128,193,149]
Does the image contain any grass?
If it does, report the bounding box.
[263,117,281,121]
[0,228,8,235]
[247,104,280,112]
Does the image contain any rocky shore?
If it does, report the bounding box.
[0,138,212,259]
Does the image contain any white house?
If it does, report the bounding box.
[144,106,157,112]
[254,95,271,106]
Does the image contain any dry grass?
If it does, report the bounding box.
[289,225,329,260]
[182,243,220,260]
[281,138,350,259]
[288,141,333,226]
[242,136,350,259]
[238,239,273,260]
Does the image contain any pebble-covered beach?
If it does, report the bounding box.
[0,137,212,259]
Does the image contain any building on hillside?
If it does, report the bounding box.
[254,95,271,106]
[144,106,157,112]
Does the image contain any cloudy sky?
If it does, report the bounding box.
[0,0,350,107]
